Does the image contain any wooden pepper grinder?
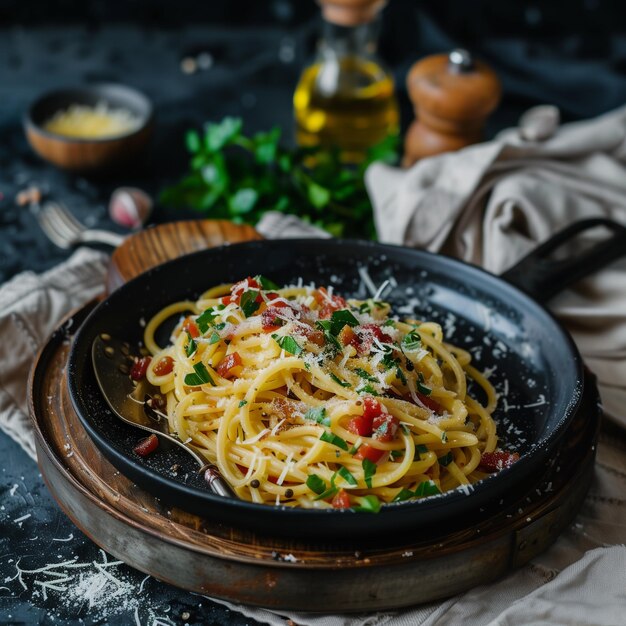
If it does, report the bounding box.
[403,49,501,166]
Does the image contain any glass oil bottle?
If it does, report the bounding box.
[293,14,399,162]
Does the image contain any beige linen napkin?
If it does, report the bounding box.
[365,104,626,431]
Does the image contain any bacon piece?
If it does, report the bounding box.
[479,451,520,472]
[217,352,242,378]
[354,444,386,463]
[182,317,200,338]
[331,489,351,509]
[130,356,151,381]
[372,413,399,442]
[133,434,159,457]
[314,287,347,319]
[153,356,174,376]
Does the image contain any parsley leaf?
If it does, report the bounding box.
[395,367,407,385]
[238,400,248,408]
[306,474,326,495]
[362,458,377,488]
[304,407,331,427]
[335,466,357,486]
[196,308,219,333]
[184,363,215,386]
[185,332,197,357]
[240,290,261,317]
[255,275,279,291]
[417,372,432,396]
[329,309,359,335]
[330,373,351,388]
[208,331,221,345]
[392,488,416,503]
[438,451,453,466]
[414,480,442,497]
[357,384,380,396]
[271,334,303,355]
[353,494,381,513]
[354,367,377,382]
[402,330,422,351]
[320,431,348,451]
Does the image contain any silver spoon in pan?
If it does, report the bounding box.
[91,334,234,498]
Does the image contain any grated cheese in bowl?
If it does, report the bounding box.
[43,101,140,139]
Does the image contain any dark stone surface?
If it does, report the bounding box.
[1,6,625,623]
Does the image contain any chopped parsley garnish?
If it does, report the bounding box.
[362,458,377,488]
[306,474,326,495]
[381,348,399,371]
[383,319,396,327]
[329,309,359,335]
[416,444,428,459]
[184,363,215,386]
[255,275,279,291]
[357,384,380,396]
[353,494,381,513]
[358,302,370,314]
[185,332,197,357]
[196,308,220,333]
[354,367,377,382]
[324,331,342,352]
[438,451,453,466]
[330,373,351,388]
[335,466,357,486]
[271,334,303,355]
[208,331,221,345]
[315,320,342,352]
[393,480,441,502]
[402,330,421,351]
[395,367,407,385]
[304,406,331,427]
[414,480,442,497]
[441,432,448,443]
[214,322,227,331]
[392,488,415,502]
[417,372,432,396]
[348,443,361,455]
[390,449,404,459]
[320,431,348,451]
[240,290,261,317]
[238,400,248,408]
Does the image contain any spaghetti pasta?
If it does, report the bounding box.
[139,276,517,511]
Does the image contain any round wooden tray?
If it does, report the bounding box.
[29,301,601,612]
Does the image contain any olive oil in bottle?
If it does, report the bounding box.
[293,17,398,162]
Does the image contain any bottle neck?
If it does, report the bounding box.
[319,18,380,60]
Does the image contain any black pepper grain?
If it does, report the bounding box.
[250,479,260,489]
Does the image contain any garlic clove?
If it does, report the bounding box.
[109,187,153,229]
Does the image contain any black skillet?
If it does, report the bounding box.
[67,218,626,540]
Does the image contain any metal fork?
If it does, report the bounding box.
[37,201,125,249]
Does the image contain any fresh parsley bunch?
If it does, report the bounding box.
[159,117,398,239]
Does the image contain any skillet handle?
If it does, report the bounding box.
[501,218,626,303]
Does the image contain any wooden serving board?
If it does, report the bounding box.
[29,300,600,612]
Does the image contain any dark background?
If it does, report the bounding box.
[0,1,625,624]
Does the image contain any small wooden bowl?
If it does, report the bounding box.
[24,84,154,173]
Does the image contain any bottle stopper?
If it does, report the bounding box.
[403,49,501,166]
[317,0,388,26]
